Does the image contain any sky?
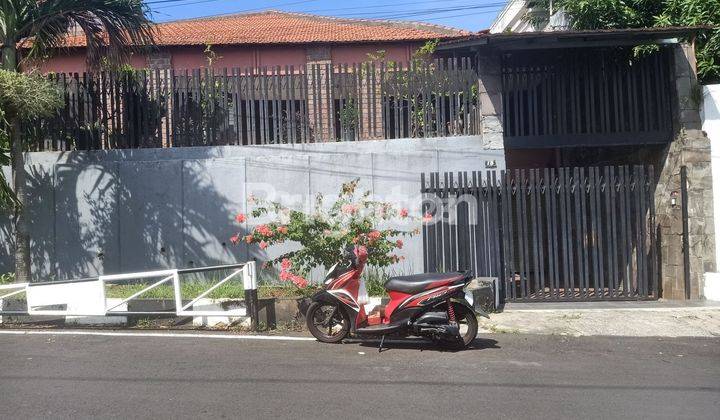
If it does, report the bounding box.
[146,0,506,32]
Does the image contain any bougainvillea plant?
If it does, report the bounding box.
[230,179,416,288]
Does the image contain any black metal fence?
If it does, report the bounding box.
[422,166,658,302]
[502,48,673,148]
[28,59,479,151]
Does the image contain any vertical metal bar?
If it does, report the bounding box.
[529,169,541,297]
[621,165,633,296]
[472,172,482,276]
[548,168,560,298]
[432,172,443,272]
[504,170,517,300]
[517,170,529,298]
[649,165,658,298]
[638,165,648,298]
[573,167,585,298]
[499,170,511,301]
[558,168,571,297]
[607,166,618,297]
[421,172,429,272]
[588,167,600,298]
[490,171,502,280]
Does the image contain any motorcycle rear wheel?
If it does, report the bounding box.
[438,303,478,350]
[306,302,350,343]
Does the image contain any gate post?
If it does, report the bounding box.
[243,261,259,331]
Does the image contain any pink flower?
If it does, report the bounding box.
[259,241,268,250]
[341,204,358,215]
[254,225,273,237]
[422,212,433,223]
[291,275,308,288]
[244,235,254,244]
[280,270,291,281]
[368,230,381,240]
[399,208,409,218]
[230,235,240,245]
[396,239,403,249]
[235,213,246,223]
[281,258,292,270]
[277,226,288,234]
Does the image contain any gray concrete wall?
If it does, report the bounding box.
[0,136,504,281]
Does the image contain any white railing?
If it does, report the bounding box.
[0,262,258,326]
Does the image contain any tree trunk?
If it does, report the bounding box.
[2,45,31,282]
[10,118,30,282]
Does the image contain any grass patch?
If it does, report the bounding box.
[0,272,15,285]
[104,281,319,300]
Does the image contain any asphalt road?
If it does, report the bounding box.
[0,331,718,420]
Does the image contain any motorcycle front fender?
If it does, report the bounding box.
[309,290,359,331]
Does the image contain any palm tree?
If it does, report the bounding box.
[0,0,155,281]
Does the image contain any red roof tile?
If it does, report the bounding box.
[62,10,470,48]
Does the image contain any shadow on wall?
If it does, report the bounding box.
[0,151,252,281]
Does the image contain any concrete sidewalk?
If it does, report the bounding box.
[481,300,720,337]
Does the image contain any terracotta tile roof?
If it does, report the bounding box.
[61,10,471,48]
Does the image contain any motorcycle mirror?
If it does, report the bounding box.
[343,245,357,268]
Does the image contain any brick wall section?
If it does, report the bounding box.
[654,43,716,299]
[306,47,333,141]
[147,52,172,70]
[358,65,384,139]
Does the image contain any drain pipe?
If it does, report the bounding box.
[681,166,691,299]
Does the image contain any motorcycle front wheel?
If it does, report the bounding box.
[306,301,350,343]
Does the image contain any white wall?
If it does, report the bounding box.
[702,85,720,266]
[701,84,720,300]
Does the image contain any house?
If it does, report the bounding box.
[490,0,569,33]
[3,5,715,305]
[35,10,469,74]
[433,22,715,301]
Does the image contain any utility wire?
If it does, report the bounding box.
[153,1,503,21]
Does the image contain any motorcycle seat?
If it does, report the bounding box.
[385,271,469,294]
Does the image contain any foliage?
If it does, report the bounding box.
[362,266,390,297]
[107,65,167,147]
[528,0,720,83]
[413,39,440,62]
[231,179,415,288]
[0,0,155,70]
[0,272,15,285]
[337,98,359,136]
[0,108,15,208]
[0,70,62,207]
[0,70,63,120]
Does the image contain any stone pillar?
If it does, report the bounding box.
[476,50,504,149]
[654,42,716,299]
[305,47,333,141]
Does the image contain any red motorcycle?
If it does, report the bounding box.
[305,246,487,350]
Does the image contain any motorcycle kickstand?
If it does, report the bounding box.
[378,335,386,353]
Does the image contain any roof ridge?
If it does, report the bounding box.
[156,9,470,36]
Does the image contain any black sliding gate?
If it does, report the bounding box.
[421,166,658,302]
